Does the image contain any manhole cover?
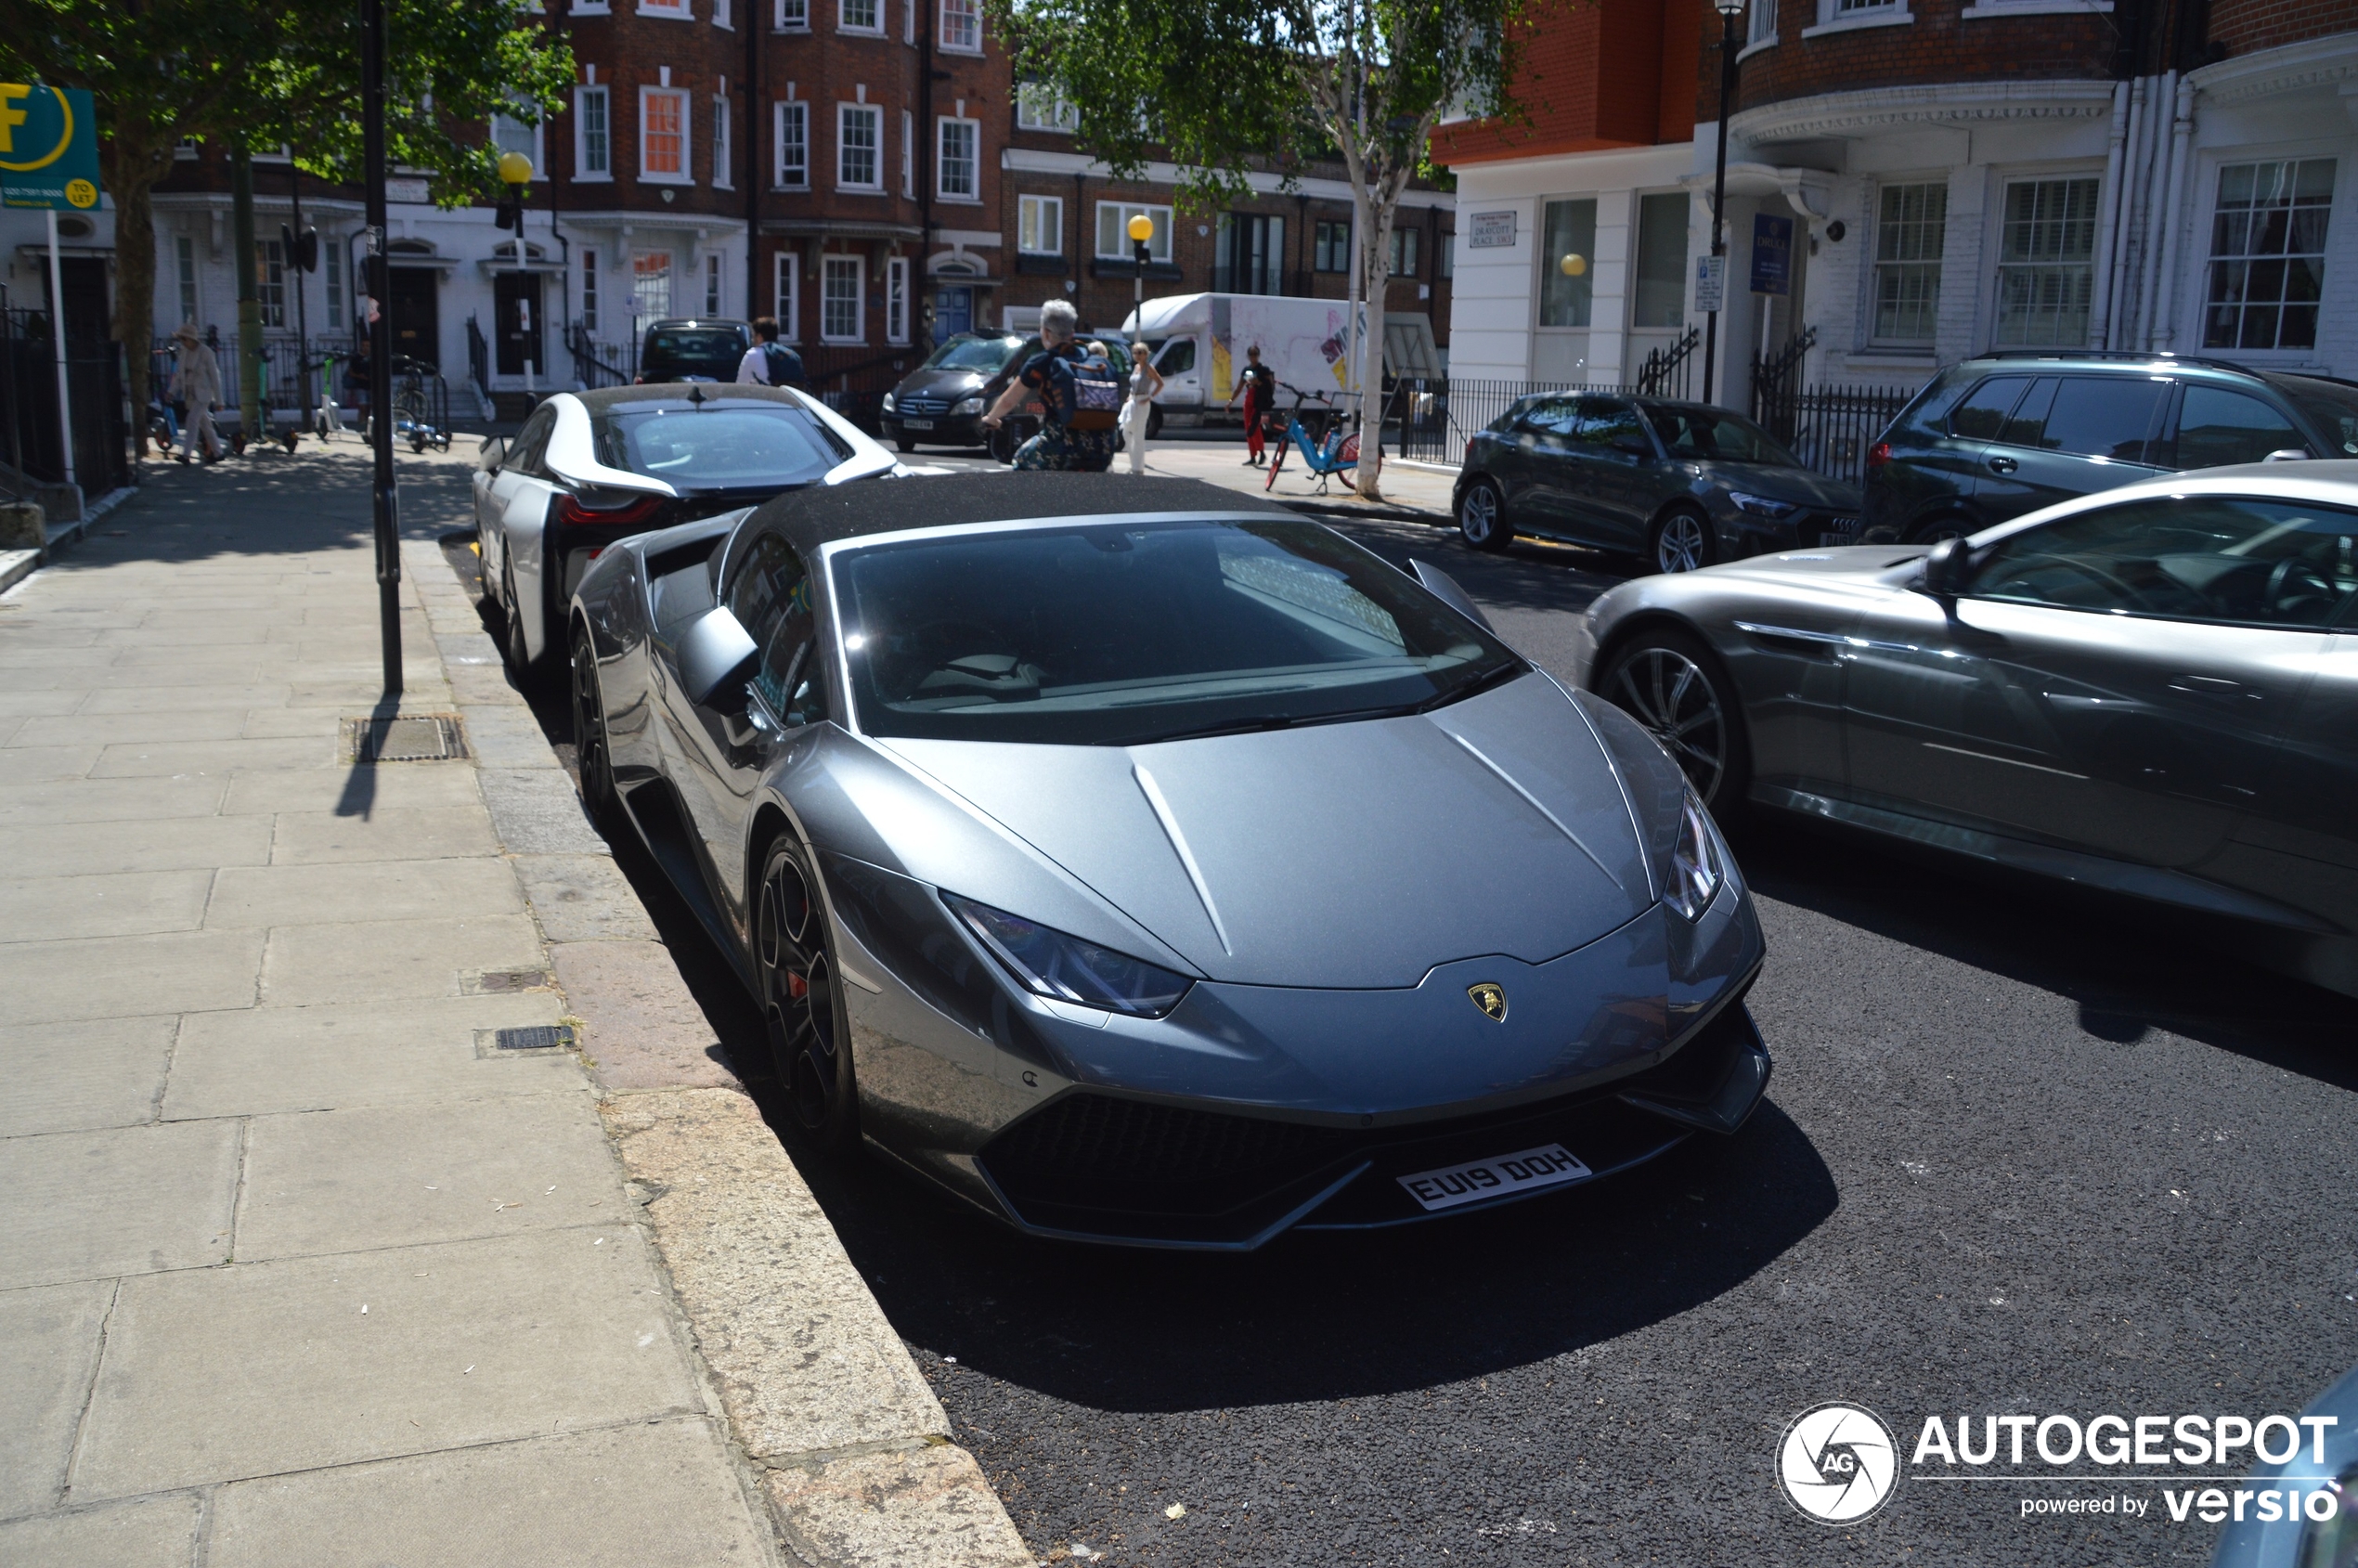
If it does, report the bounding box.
[343,714,469,763]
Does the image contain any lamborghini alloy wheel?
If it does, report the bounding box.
[757,839,857,1150]
[569,621,615,821]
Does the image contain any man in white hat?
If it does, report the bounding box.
[170,323,224,463]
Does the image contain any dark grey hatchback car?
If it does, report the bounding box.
[1453,394,1863,575]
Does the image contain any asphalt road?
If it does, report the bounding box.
[441,482,2358,1568]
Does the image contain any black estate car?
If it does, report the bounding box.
[1453,394,1863,575]
[1861,351,2358,543]
[635,317,756,383]
[883,328,1133,457]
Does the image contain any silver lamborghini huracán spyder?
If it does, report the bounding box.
[567,473,1772,1248]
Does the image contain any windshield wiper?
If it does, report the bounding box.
[1411,658,1527,713]
[1125,702,1415,746]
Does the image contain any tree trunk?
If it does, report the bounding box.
[105,131,167,460]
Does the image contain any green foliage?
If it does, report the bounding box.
[991,0,1528,211]
[0,0,571,203]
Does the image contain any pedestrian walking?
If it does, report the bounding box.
[978,299,1121,473]
[171,322,225,464]
[1121,341,1163,476]
[735,317,805,388]
[1227,344,1276,467]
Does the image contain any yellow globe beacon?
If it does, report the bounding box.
[1559,253,1587,278]
[1126,212,1155,243]
[497,150,534,187]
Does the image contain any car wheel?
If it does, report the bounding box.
[1908,516,1971,546]
[1602,628,1750,812]
[894,435,919,453]
[1457,479,1511,552]
[1146,405,1165,439]
[501,558,548,685]
[756,838,859,1152]
[569,619,616,823]
[1650,509,1714,575]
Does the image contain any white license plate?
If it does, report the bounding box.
[900,418,934,429]
[1397,1144,1592,1212]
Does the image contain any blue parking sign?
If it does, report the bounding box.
[1751,214,1793,297]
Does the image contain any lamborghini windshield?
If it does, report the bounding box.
[833,519,1525,746]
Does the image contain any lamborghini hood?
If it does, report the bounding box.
[875,672,1655,988]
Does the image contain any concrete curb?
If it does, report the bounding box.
[402,539,1030,1568]
[0,484,135,594]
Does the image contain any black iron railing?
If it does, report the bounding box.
[8,308,129,492]
[1635,326,1703,400]
[1751,382,1914,489]
[1393,376,1637,465]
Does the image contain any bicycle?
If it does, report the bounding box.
[391,356,451,454]
[1263,383,1359,496]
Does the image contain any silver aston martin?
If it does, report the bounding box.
[568,473,1770,1248]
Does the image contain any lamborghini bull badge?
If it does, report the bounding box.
[1468,982,1509,1022]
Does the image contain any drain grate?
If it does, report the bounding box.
[343,714,469,764]
[495,1025,574,1051]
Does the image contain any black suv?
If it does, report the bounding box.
[635,317,756,383]
[1863,352,2358,542]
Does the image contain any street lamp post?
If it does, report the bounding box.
[1127,211,1154,329]
[362,0,401,696]
[496,152,535,392]
[1704,0,1745,407]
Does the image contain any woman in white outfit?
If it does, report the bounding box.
[1121,341,1163,475]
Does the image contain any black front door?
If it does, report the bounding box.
[386,267,440,369]
[494,273,544,377]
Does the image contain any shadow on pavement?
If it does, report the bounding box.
[1730,813,2358,1090]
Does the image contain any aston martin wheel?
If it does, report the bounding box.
[1602,628,1749,812]
[757,838,858,1151]
[1651,508,1714,575]
[570,620,616,823]
[1458,479,1510,553]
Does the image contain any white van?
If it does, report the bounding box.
[1121,293,1378,433]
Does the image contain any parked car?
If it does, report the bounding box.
[1574,460,2358,999]
[882,329,1131,458]
[473,384,894,679]
[566,472,1773,1248]
[635,317,755,383]
[1453,394,1864,575]
[2210,1359,2358,1568]
[1862,351,2358,543]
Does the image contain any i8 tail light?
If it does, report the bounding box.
[556,493,663,526]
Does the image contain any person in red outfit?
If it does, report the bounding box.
[1227,344,1276,467]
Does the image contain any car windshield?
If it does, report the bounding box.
[590,400,848,492]
[832,518,1525,746]
[1646,407,1800,465]
[2278,377,2358,458]
[924,335,1025,374]
[643,330,744,373]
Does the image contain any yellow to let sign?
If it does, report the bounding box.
[0,84,102,211]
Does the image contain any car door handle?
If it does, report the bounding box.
[1986,455,2018,474]
[2167,674,2255,700]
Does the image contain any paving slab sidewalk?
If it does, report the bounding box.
[0,448,1028,1568]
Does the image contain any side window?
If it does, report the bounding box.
[2031,377,2170,463]
[1154,338,1194,375]
[1970,494,2358,628]
[727,533,802,644]
[508,407,559,476]
[2172,387,2308,470]
[1575,397,1644,449]
[1518,395,1580,436]
[752,565,822,721]
[1948,376,2031,441]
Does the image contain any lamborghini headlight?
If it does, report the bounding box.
[1663,788,1723,922]
[944,893,1193,1017]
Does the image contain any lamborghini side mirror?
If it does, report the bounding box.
[1921,536,1972,598]
[679,605,758,707]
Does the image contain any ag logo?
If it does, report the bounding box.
[1467,981,1507,1022]
[1778,1402,1898,1523]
